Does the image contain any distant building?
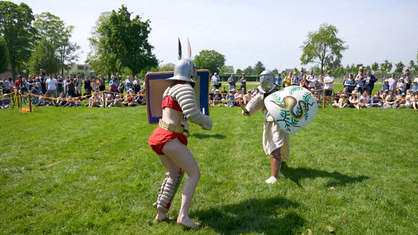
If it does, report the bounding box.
[69,64,94,76]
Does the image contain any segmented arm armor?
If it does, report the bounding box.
[169,84,212,130]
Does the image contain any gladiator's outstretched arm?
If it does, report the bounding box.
[242,93,263,116]
[170,83,212,130]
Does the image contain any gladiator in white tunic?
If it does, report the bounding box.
[244,92,290,160]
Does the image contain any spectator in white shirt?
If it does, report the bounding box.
[46,75,58,98]
[323,70,335,105]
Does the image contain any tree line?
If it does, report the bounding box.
[1,2,416,80]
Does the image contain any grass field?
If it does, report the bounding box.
[0,104,417,234]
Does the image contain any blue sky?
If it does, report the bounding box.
[17,0,418,71]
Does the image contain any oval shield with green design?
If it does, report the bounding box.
[264,86,318,134]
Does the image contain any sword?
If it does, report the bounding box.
[240,103,249,114]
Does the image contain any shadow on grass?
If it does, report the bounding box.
[194,197,305,234]
[190,133,227,139]
[281,162,369,188]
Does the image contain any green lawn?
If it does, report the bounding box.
[0,105,417,234]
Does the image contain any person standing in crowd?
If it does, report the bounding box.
[27,75,35,91]
[84,76,92,93]
[404,68,412,90]
[56,76,64,95]
[275,73,282,88]
[125,76,132,92]
[291,71,299,86]
[323,70,335,105]
[118,79,125,95]
[388,73,397,92]
[133,75,141,93]
[40,73,47,94]
[211,72,220,89]
[240,75,247,93]
[227,74,236,90]
[74,75,82,95]
[46,75,58,98]
[14,75,21,92]
[297,69,304,84]
[306,70,316,91]
[344,74,356,94]
[283,71,292,87]
[355,67,364,95]
[2,77,11,94]
[66,76,76,97]
[98,75,106,91]
[363,70,377,95]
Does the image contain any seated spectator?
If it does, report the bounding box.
[109,94,122,107]
[74,97,82,107]
[359,91,370,108]
[392,89,404,108]
[88,93,100,108]
[213,89,221,107]
[235,91,244,106]
[397,78,406,94]
[221,87,227,100]
[349,92,363,109]
[244,90,252,105]
[123,93,134,106]
[137,91,146,105]
[82,89,92,100]
[402,90,413,108]
[411,81,418,92]
[411,90,418,109]
[382,79,389,92]
[332,90,347,108]
[56,92,67,106]
[225,90,235,107]
[1,93,11,109]
[64,96,75,107]
[370,92,383,107]
[384,91,397,108]
[105,93,114,107]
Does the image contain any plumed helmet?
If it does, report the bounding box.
[167,58,197,83]
[258,70,275,93]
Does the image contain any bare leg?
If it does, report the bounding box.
[155,154,181,221]
[162,138,201,228]
[266,148,282,184]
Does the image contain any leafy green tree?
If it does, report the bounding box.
[86,12,113,76]
[159,63,175,72]
[0,36,8,73]
[254,61,265,75]
[220,65,234,75]
[371,62,379,74]
[380,60,392,78]
[243,66,253,75]
[408,60,415,73]
[193,50,225,74]
[300,23,349,75]
[87,5,158,77]
[28,37,61,75]
[33,12,80,76]
[236,68,243,75]
[394,61,404,74]
[0,1,36,79]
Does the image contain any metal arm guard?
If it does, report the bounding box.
[153,170,184,213]
[168,83,212,130]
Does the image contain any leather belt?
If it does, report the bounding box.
[159,119,184,134]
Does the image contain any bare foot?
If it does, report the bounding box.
[155,212,168,222]
[177,217,200,228]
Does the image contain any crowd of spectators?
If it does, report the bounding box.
[208,67,418,110]
[0,70,146,109]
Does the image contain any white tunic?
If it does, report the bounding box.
[244,93,290,159]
